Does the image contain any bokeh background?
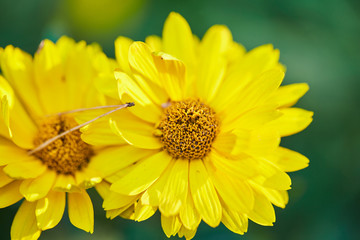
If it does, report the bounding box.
[1,0,360,239]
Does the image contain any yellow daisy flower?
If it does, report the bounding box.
[0,37,120,239]
[91,12,313,239]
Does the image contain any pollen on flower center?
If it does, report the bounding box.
[33,115,93,175]
[155,99,219,160]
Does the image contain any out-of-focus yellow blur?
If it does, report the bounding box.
[64,0,147,37]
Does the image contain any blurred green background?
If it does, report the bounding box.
[1,0,360,239]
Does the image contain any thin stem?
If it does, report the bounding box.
[50,104,129,116]
[28,102,134,155]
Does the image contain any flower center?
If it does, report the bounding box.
[33,115,93,175]
[155,99,219,160]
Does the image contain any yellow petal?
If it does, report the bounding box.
[128,42,168,103]
[248,127,281,155]
[267,108,313,137]
[68,190,94,233]
[252,158,292,190]
[128,42,158,85]
[221,104,281,132]
[159,159,189,216]
[247,190,275,226]
[11,201,41,240]
[263,170,292,190]
[140,189,150,205]
[103,191,138,210]
[92,51,118,99]
[0,45,44,117]
[0,95,10,138]
[36,190,65,230]
[204,157,254,213]
[212,131,237,156]
[114,36,133,74]
[108,108,162,149]
[33,39,68,114]
[270,83,309,108]
[0,138,34,166]
[121,209,137,221]
[225,41,246,63]
[114,203,135,220]
[197,25,232,102]
[134,202,157,222]
[232,127,280,157]
[162,12,195,68]
[0,76,13,130]
[110,118,162,150]
[76,170,99,189]
[189,159,222,227]
[53,174,79,192]
[178,226,197,240]
[145,35,162,52]
[74,168,101,190]
[236,44,281,76]
[61,40,100,110]
[209,72,252,115]
[71,40,106,105]
[106,208,125,220]
[55,36,76,56]
[79,84,106,113]
[0,76,38,149]
[226,69,284,121]
[94,181,111,199]
[89,145,157,177]
[94,71,119,100]
[152,52,185,101]
[161,214,182,238]
[209,150,256,179]
[212,42,281,111]
[143,159,175,206]
[0,167,13,187]
[20,171,56,201]
[270,189,288,208]
[115,71,162,123]
[270,147,309,172]
[110,151,172,195]
[105,164,136,184]
[0,180,23,208]
[74,107,112,124]
[119,92,161,124]
[251,182,289,208]
[179,189,201,230]
[222,203,248,235]
[38,38,104,112]
[4,159,47,179]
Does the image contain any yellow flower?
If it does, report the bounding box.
[0,37,115,239]
[91,12,313,239]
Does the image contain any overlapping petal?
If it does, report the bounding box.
[36,190,65,230]
[20,171,56,201]
[11,201,41,240]
[162,12,196,68]
[0,181,23,208]
[196,25,232,102]
[189,160,222,227]
[68,190,94,233]
[159,159,189,216]
[110,151,172,195]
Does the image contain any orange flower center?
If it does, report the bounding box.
[33,115,93,175]
[156,99,219,160]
